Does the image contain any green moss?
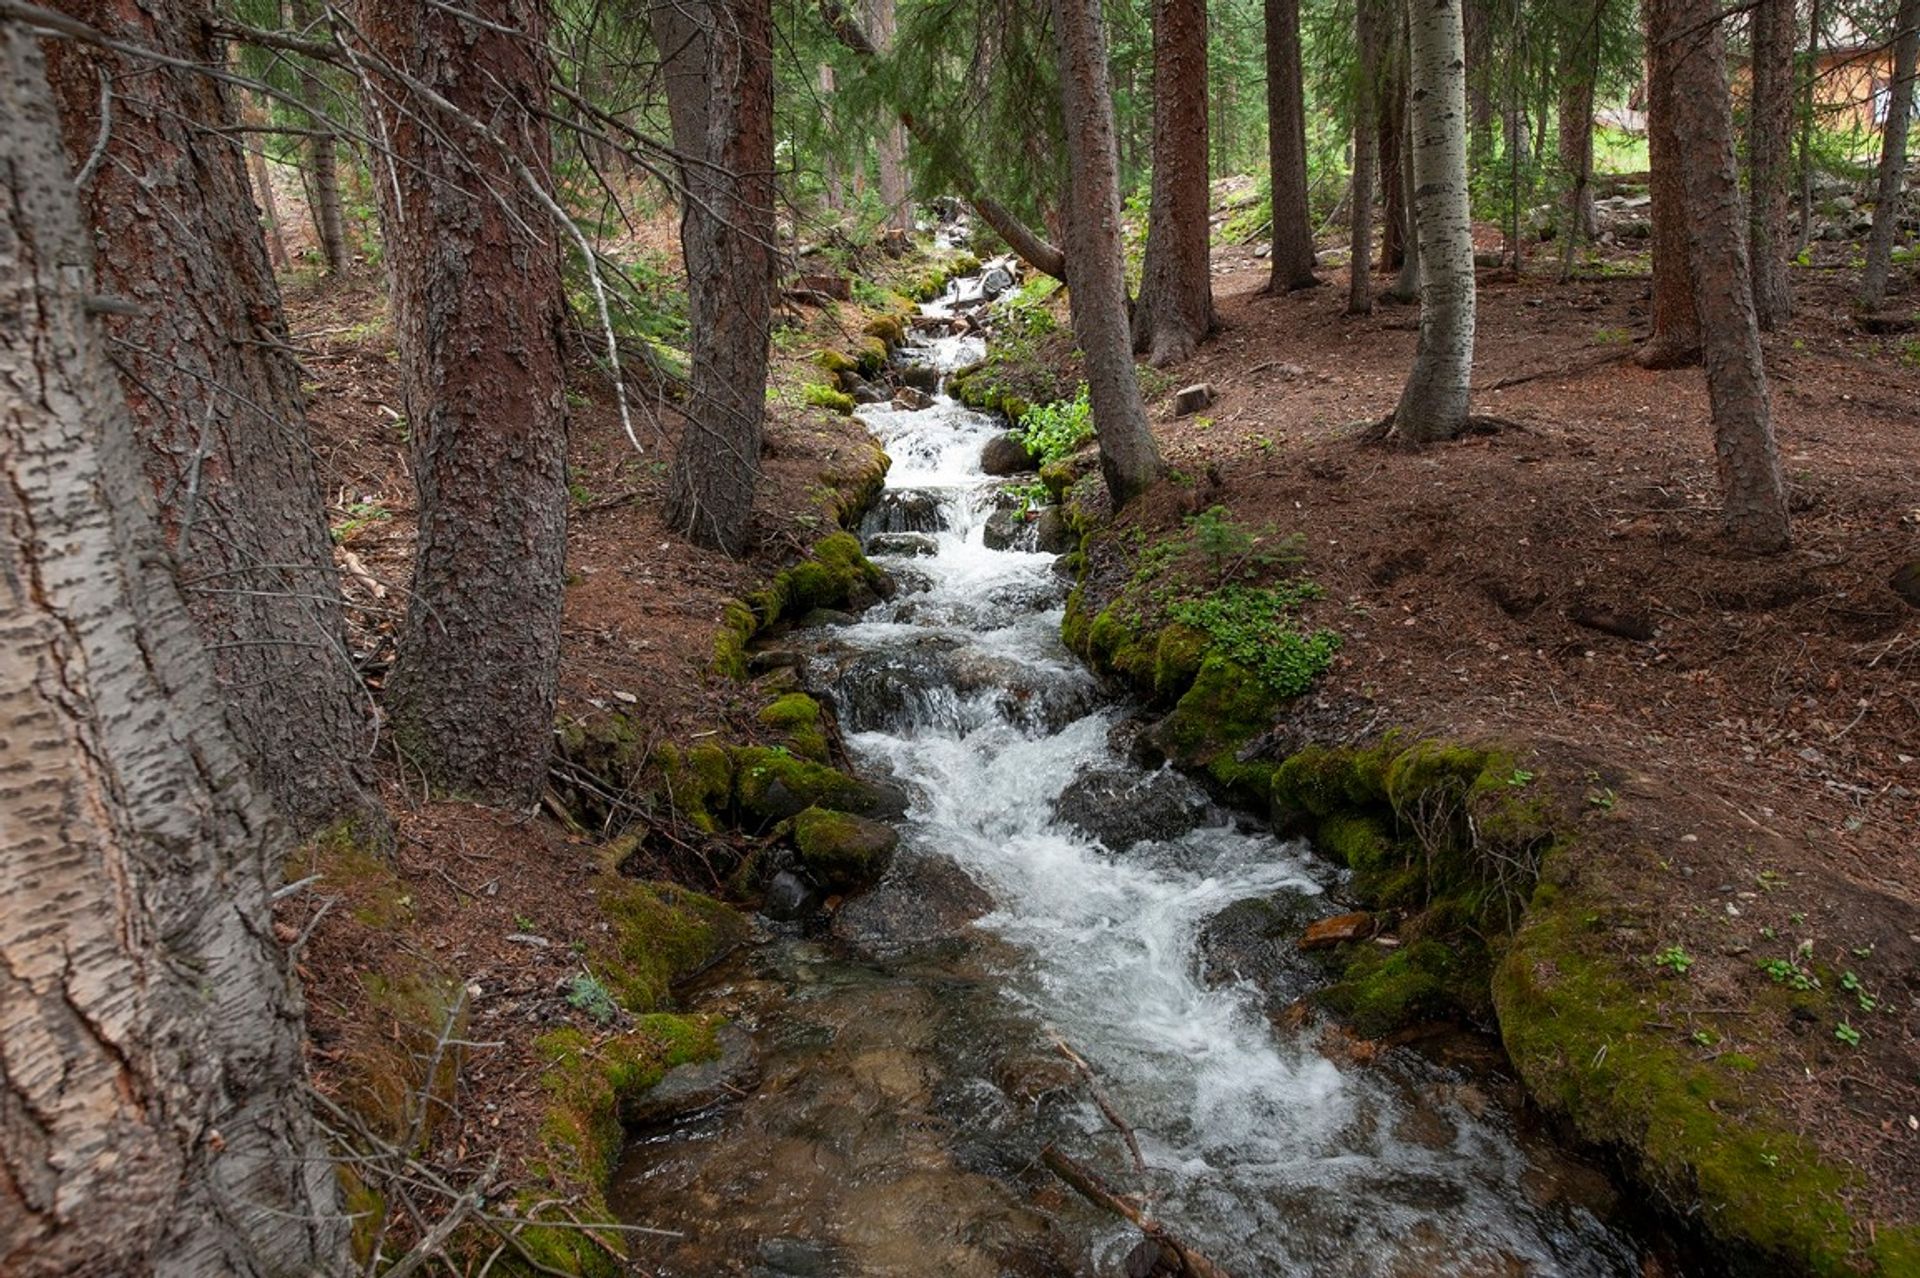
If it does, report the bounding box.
[732,746,885,826]
[347,967,467,1145]
[713,599,758,679]
[862,314,907,347]
[1323,939,1483,1037]
[791,805,900,890]
[854,335,889,376]
[812,348,857,375]
[711,532,883,679]
[533,1013,721,1184]
[1155,654,1285,772]
[1151,623,1211,699]
[653,742,734,832]
[593,878,746,1012]
[293,822,413,931]
[758,692,830,762]
[804,382,855,414]
[1496,872,1881,1275]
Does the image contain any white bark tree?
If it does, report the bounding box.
[1390,0,1476,442]
[0,21,343,1276]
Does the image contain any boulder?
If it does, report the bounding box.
[897,361,940,391]
[980,432,1039,476]
[1195,892,1333,1010]
[762,869,816,921]
[862,488,948,535]
[982,508,1028,552]
[624,1023,760,1125]
[849,378,889,405]
[1052,767,1211,851]
[831,851,994,956]
[792,806,900,891]
[1032,506,1072,554]
[892,386,934,411]
[980,264,1015,298]
[865,531,939,557]
[1173,383,1216,416]
[1298,911,1376,950]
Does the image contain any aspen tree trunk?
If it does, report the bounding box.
[1265,0,1321,289]
[1133,0,1216,364]
[1862,0,1920,308]
[1637,0,1702,367]
[820,62,846,211]
[0,26,344,1276]
[1649,0,1794,552]
[1748,0,1797,328]
[1349,0,1382,315]
[364,0,571,802]
[1390,0,1476,442]
[1050,0,1166,504]
[655,0,778,555]
[45,0,377,837]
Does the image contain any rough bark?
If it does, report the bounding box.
[1348,0,1382,315]
[45,0,377,837]
[1265,0,1320,289]
[1862,0,1920,308]
[1050,0,1166,504]
[1637,0,1703,369]
[1796,0,1822,254]
[655,0,778,555]
[0,25,344,1276]
[1390,0,1476,441]
[1748,0,1796,328]
[1557,2,1600,242]
[1378,69,1405,272]
[1132,0,1216,364]
[1649,0,1794,552]
[289,1,348,275]
[364,0,571,802]
[863,0,912,233]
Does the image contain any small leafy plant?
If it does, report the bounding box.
[1653,944,1695,976]
[564,973,619,1026]
[1014,384,1094,465]
[1168,585,1340,698]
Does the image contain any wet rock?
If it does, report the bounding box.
[980,432,1039,476]
[866,531,940,557]
[762,869,817,921]
[990,1051,1079,1105]
[982,508,1030,552]
[792,806,899,891]
[824,641,1097,735]
[747,649,807,676]
[862,488,948,535]
[796,607,857,628]
[892,386,934,411]
[626,1023,760,1125]
[849,377,889,405]
[832,850,993,956]
[896,361,940,392]
[1054,767,1211,850]
[754,1237,841,1278]
[980,264,1015,298]
[1196,892,1332,1008]
[1173,383,1216,416]
[1031,507,1071,554]
[1298,911,1376,950]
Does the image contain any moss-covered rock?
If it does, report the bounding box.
[758,692,830,762]
[653,741,734,831]
[593,878,746,1013]
[711,532,886,676]
[732,746,891,826]
[791,805,899,891]
[1324,938,1486,1037]
[804,382,855,414]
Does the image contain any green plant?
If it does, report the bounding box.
[1503,768,1536,787]
[1758,956,1819,991]
[1834,1021,1862,1047]
[331,500,391,545]
[1009,479,1051,517]
[564,973,619,1026]
[1167,585,1340,698]
[1183,506,1306,583]
[1653,944,1695,976]
[1014,385,1094,465]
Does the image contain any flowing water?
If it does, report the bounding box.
[610,285,1656,1277]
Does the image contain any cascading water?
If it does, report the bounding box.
[611,278,1656,1277]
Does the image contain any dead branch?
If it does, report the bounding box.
[1040,1147,1233,1278]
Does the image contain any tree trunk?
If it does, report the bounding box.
[1464,0,1495,168]
[239,90,290,269]
[1050,0,1166,505]
[288,1,349,275]
[0,26,344,1276]
[1265,0,1320,289]
[1748,0,1796,328]
[1637,0,1703,368]
[1349,0,1382,315]
[1862,0,1920,308]
[1390,0,1476,441]
[820,62,846,211]
[863,0,912,233]
[1558,1,1599,242]
[1391,94,1423,301]
[363,0,571,802]
[1796,0,1822,254]
[1649,0,1794,552]
[1377,28,1408,273]
[1132,0,1216,364]
[46,0,377,837]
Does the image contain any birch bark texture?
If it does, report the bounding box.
[1861,0,1920,309]
[1648,0,1794,552]
[655,0,778,555]
[0,24,343,1276]
[1050,0,1166,504]
[45,0,377,837]
[363,0,572,802]
[1132,0,1216,365]
[1390,0,1476,442]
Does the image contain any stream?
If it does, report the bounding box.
[610,272,1659,1277]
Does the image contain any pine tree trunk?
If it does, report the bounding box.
[863,0,912,232]
[1558,2,1599,242]
[1265,0,1321,289]
[1464,0,1495,168]
[1133,0,1216,365]
[1377,29,1408,273]
[655,0,778,554]
[1796,0,1823,254]
[1637,0,1703,369]
[1349,0,1382,315]
[1649,0,1794,552]
[45,0,377,837]
[0,26,344,1275]
[1748,0,1796,328]
[1390,0,1476,441]
[1862,0,1920,308]
[1050,0,1166,505]
[239,91,290,270]
[363,0,571,802]
[289,2,349,276]
[1392,95,1423,300]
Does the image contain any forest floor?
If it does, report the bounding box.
[275,210,1918,1267]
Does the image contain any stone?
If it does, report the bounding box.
[1196,892,1333,1010]
[762,869,816,921]
[1890,559,1920,610]
[982,508,1027,552]
[863,489,947,535]
[831,850,994,956]
[624,1023,760,1125]
[792,806,900,891]
[891,386,934,411]
[1298,911,1376,950]
[849,378,889,405]
[980,264,1015,298]
[979,432,1039,476]
[1253,243,1271,258]
[1031,506,1071,554]
[865,531,939,557]
[1173,383,1216,416]
[1053,766,1211,850]
[897,361,940,391]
